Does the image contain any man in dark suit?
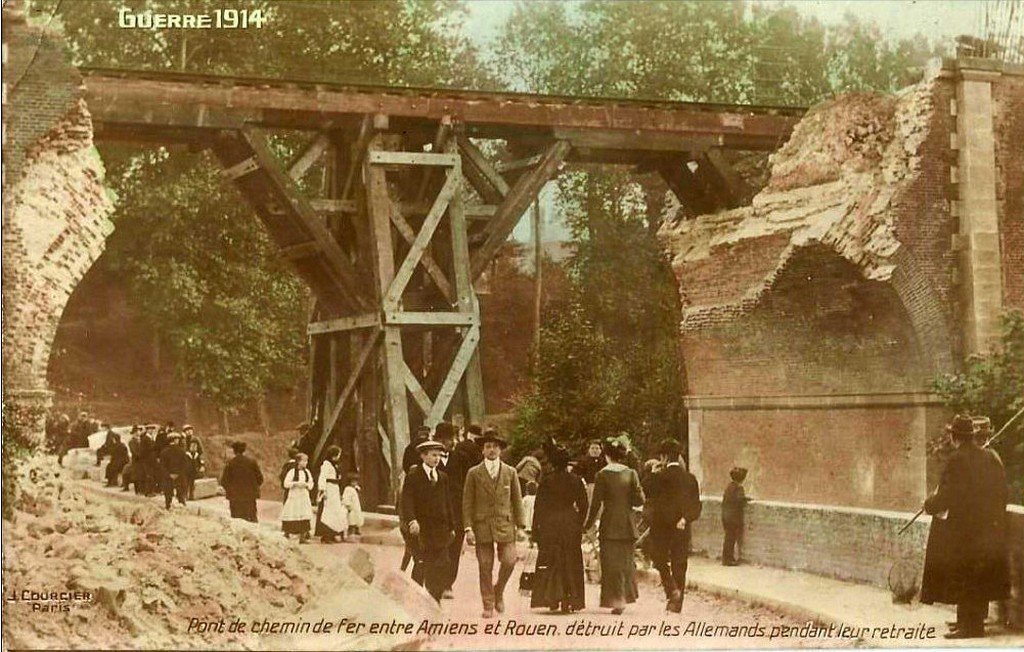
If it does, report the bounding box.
[220,441,264,522]
[455,423,483,467]
[402,425,432,473]
[923,414,1009,639]
[433,422,468,597]
[643,438,702,613]
[400,440,455,603]
[158,433,192,509]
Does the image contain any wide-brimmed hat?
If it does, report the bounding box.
[416,440,445,454]
[948,414,975,438]
[477,429,507,448]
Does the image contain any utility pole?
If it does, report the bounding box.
[532,199,543,356]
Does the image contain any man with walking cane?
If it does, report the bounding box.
[920,414,1010,639]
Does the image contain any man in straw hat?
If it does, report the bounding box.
[921,414,1009,639]
[462,428,526,618]
[400,440,455,602]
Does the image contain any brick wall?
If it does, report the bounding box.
[2,7,115,427]
[691,498,1024,629]
[993,70,1024,311]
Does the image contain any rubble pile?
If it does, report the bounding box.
[659,74,938,327]
[1,455,379,649]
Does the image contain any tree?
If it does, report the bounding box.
[932,311,1024,503]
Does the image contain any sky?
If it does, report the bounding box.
[462,0,996,244]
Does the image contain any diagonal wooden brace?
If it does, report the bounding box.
[389,204,455,304]
[314,329,382,461]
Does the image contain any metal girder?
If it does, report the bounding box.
[470,140,571,280]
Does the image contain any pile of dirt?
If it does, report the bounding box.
[1,454,377,649]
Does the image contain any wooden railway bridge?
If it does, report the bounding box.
[82,68,803,504]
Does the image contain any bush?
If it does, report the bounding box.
[2,400,45,520]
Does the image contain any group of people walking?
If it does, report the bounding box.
[397,423,707,618]
[277,444,364,544]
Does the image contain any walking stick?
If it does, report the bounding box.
[898,406,1024,536]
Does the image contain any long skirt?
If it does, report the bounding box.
[598,539,638,609]
[530,535,586,611]
[315,490,347,539]
[281,488,313,535]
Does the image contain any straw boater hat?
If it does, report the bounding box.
[948,414,975,439]
[477,429,507,448]
[416,440,445,454]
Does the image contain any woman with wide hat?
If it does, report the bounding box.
[583,436,646,614]
[530,439,589,613]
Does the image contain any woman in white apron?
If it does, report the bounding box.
[315,446,348,543]
[281,453,314,543]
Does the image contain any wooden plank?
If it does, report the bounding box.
[365,136,411,499]
[415,117,453,203]
[457,133,510,199]
[341,114,374,201]
[287,133,330,180]
[496,153,544,173]
[398,201,495,220]
[314,329,381,461]
[279,241,321,261]
[426,325,480,427]
[384,312,477,326]
[402,362,433,417]
[703,148,754,207]
[552,127,720,152]
[220,156,258,179]
[310,198,357,214]
[307,313,380,335]
[446,138,486,421]
[470,140,570,280]
[384,170,459,307]
[389,205,455,303]
[367,151,459,167]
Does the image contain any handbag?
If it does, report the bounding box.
[519,545,538,595]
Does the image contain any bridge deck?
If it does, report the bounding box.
[82,67,803,152]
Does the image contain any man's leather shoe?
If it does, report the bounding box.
[481,609,495,619]
[495,596,505,613]
[943,629,983,639]
[667,590,683,613]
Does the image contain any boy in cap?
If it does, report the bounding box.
[400,440,455,602]
[462,428,526,618]
[721,466,750,567]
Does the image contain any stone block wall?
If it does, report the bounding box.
[992,66,1024,312]
[691,498,1024,629]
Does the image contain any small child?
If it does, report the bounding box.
[721,466,750,566]
[341,473,364,537]
[522,480,538,546]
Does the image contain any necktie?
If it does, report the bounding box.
[429,469,436,484]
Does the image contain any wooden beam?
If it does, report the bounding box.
[402,362,433,417]
[389,205,455,304]
[470,140,570,279]
[552,127,720,153]
[238,128,371,310]
[307,313,380,335]
[309,198,357,214]
[220,156,258,180]
[367,151,459,167]
[496,153,544,173]
[279,241,321,261]
[426,325,481,427]
[383,312,478,326]
[313,329,381,461]
[416,117,454,204]
[341,114,374,201]
[384,170,459,307]
[703,148,754,207]
[287,133,331,180]
[457,133,510,203]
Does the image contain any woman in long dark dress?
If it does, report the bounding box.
[530,444,589,613]
[583,439,645,614]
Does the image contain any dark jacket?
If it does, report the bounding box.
[922,443,1009,604]
[584,464,645,540]
[533,469,589,544]
[97,439,130,467]
[220,454,264,503]
[402,437,428,473]
[400,465,454,549]
[574,455,606,484]
[159,445,192,477]
[454,438,482,467]
[721,480,747,525]
[642,463,702,531]
[438,447,469,528]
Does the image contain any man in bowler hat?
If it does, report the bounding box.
[462,428,525,618]
[642,438,702,613]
